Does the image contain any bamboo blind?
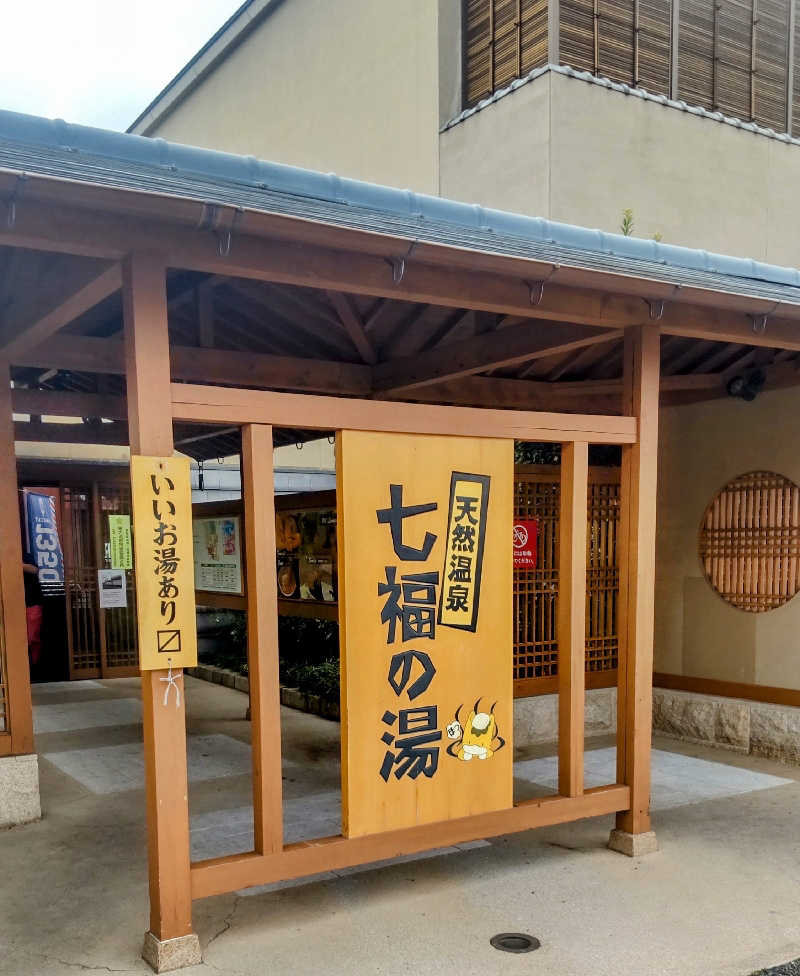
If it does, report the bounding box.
[514,467,620,696]
[464,0,798,133]
[464,0,550,105]
[699,471,800,612]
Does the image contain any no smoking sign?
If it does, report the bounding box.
[512,519,538,569]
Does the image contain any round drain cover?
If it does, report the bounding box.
[490,933,541,954]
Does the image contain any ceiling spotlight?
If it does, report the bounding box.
[727,369,765,402]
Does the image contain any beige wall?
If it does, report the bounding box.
[655,386,800,690]
[440,70,800,267]
[145,0,440,194]
[438,0,461,128]
[439,72,551,216]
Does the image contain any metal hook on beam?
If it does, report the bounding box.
[528,280,545,306]
[751,314,768,336]
[386,240,419,285]
[388,255,406,284]
[196,203,242,257]
[4,173,28,230]
[216,207,243,258]
[648,299,665,320]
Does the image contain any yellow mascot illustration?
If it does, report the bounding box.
[446,699,505,761]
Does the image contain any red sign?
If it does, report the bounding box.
[513,519,538,569]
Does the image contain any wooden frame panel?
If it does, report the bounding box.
[176,387,635,899]
[123,253,194,943]
[0,361,33,755]
[171,383,636,443]
[192,785,630,900]
[241,424,284,856]
[615,325,659,836]
[558,442,588,797]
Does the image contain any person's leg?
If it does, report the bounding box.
[26,604,43,669]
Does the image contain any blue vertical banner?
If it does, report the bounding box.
[24,490,64,586]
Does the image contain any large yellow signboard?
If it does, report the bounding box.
[131,456,198,671]
[338,431,513,837]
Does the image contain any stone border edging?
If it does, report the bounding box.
[185,664,340,721]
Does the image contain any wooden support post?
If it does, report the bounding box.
[558,441,588,797]
[612,325,660,855]
[123,253,200,969]
[241,424,284,855]
[0,361,34,756]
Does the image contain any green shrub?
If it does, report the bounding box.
[289,658,340,702]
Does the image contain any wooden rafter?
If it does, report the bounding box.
[325,291,378,364]
[372,323,623,394]
[0,263,121,359]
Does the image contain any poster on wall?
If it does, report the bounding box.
[108,514,133,570]
[23,489,65,586]
[275,509,337,603]
[98,569,128,609]
[337,430,513,838]
[192,516,243,595]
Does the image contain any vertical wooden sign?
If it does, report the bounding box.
[131,455,198,671]
[338,431,513,837]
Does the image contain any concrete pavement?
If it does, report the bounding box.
[1,676,799,976]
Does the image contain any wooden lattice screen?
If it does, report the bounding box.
[464,0,799,135]
[61,482,139,677]
[514,466,620,697]
[699,470,800,612]
[98,482,138,672]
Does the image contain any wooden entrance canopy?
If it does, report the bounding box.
[2,110,800,968]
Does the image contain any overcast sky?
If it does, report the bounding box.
[1,1,244,131]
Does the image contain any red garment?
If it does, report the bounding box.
[26,604,43,667]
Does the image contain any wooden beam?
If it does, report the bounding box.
[13,336,372,396]
[0,362,34,755]
[5,192,800,350]
[191,784,630,900]
[12,388,127,420]
[171,383,638,443]
[558,441,588,797]
[173,346,371,396]
[123,253,195,944]
[384,375,622,414]
[1,196,649,325]
[241,424,283,855]
[0,264,121,360]
[372,324,623,394]
[14,421,128,445]
[615,325,660,837]
[325,291,378,364]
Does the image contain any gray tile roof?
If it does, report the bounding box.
[2,107,800,307]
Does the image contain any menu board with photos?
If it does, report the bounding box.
[192,515,244,595]
[276,507,337,605]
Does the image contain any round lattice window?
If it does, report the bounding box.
[698,471,800,612]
